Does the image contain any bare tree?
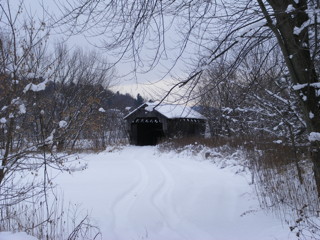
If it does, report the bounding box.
[46,45,115,150]
[0,1,65,237]
[0,2,105,239]
[57,0,320,193]
[0,0,52,186]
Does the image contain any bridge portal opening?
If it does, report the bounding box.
[131,117,164,146]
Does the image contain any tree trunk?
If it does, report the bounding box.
[57,139,65,152]
[259,0,320,196]
[0,118,14,185]
[312,149,320,197]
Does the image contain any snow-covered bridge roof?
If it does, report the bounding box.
[124,101,206,120]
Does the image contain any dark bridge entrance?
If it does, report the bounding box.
[131,117,164,146]
[124,102,206,146]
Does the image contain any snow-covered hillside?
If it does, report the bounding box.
[0,232,38,240]
[51,145,294,240]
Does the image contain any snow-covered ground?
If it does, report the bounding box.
[0,232,38,240]
[51,145,294,240]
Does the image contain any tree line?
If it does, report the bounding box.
[56,0,320,238]
[0,2,145,237]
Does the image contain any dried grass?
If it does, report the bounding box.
[159,135,320,239]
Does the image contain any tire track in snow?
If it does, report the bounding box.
[124,152,187,240]
[58,146,293,240]
[138,158,186,240]
[111,157,150,239]
[107,159,142,239]
[150,159,183,228]
[144,159,167,221]
[152,156,218,240]
[110,147,186,240]
[111,148,213,240]
[150,158,195,240]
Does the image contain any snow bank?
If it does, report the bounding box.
[0,232,38,240]
[53,145,293,240]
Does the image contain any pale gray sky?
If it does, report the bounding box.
[9,0,196,102]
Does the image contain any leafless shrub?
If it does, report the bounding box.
[159,135,320,238]
[0,192,101,240]
[249,146,320,239]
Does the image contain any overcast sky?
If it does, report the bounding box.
[10,0,193,101]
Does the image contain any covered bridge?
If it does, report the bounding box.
[124,101,206,145]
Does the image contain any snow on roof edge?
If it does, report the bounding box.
[123,102,147,119]
[124,101,206,120]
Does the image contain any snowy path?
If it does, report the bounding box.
[55,146,293,240]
